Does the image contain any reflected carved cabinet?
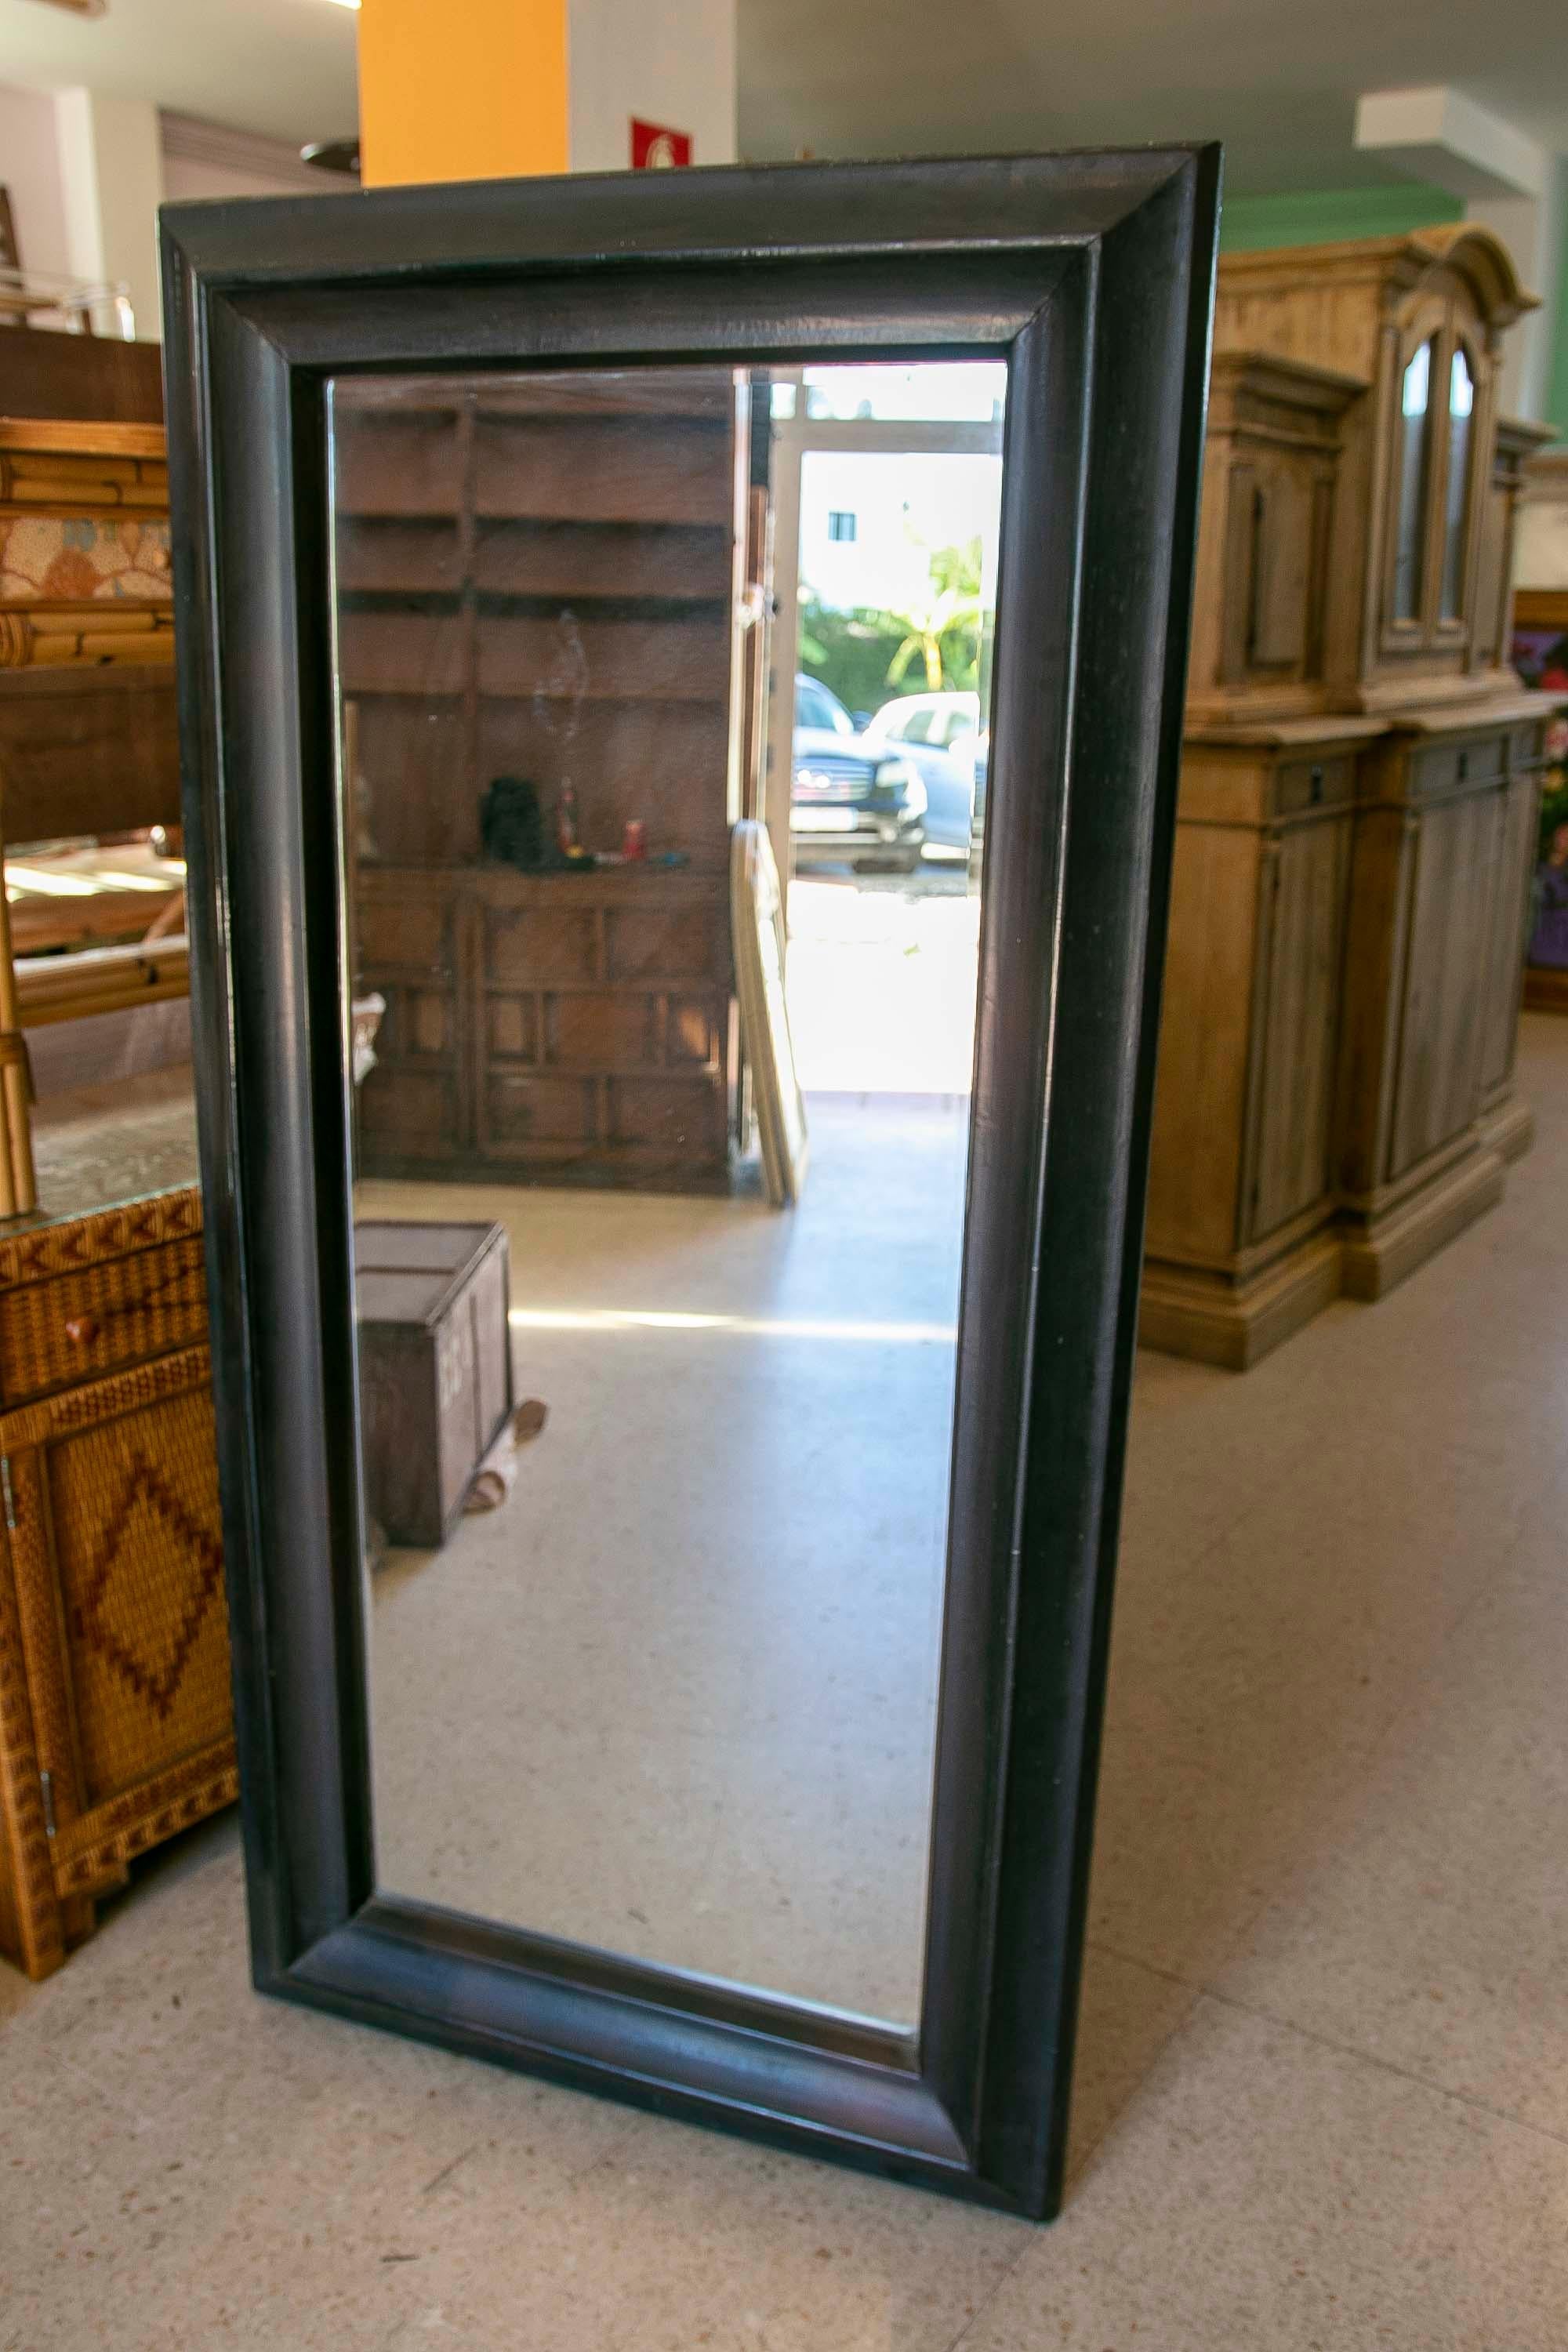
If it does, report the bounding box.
[1144,227,1552,1366]
[358,864,736,1187]
[338,369,747,1192]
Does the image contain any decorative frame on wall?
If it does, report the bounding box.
[162,147,1219,2222]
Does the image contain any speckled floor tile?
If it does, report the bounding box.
[6,1022,1568,2348]
[1212,1472,1568,2140]
[964,1996,1568,2351]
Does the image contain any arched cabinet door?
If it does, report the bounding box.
[1436,328,1484,630]
[1381,287,1490,655]
[1385,304,1444,635]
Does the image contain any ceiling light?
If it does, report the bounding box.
[323,0,361,9]
[302,138,361,176]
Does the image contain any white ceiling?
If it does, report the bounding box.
[735,0,1568,190]
[0,0,1563,194]
[0,0,358,145]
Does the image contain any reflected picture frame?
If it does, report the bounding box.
[162,147,1218,2220]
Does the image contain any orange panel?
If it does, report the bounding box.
[358,0,569,188]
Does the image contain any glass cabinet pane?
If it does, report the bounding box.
[1392,336,1434,624]
[1440,344,1475,621]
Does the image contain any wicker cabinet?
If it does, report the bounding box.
[0,1189,233,1980]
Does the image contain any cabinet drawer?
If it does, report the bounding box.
[0,1236,208,1406]
[1273,755,1354,817]
[1410,734,1507,797]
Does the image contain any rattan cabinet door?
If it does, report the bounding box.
[0,1345,236,1963]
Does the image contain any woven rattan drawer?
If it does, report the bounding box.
[0,1234,207,1408]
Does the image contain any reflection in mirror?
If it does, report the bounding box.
[1393,335,1434,623]
[1440,344,1474,622]
[330,361,1004,2031]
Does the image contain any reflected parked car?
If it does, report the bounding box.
[791,674,927,873]
[862,691,986,852]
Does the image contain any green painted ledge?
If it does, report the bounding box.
[1218,184,1566,439]
[1218,184,1464,253]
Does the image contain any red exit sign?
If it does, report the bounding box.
[631,119,692,170]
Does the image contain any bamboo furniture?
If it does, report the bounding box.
[336,369,748,1191]
[0,1180,233,1980]
[0,399,234,1977]
[1145,227,1555,1367]
[0,409,185,1207]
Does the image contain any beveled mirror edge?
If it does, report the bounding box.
[162,145,1221,2222]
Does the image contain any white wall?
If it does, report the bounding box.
[0,88,343,343]
[54,89,164,339]
[160,109,344,205]
[1468,161,1567,424]
[0,83,163,334]
[162,154,307,202]
[799,452,1004,616]
[1516,457,1568,589]
[0,81,74,283]
[566,0,735,173]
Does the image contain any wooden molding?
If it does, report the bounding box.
[159,108,330,194]
[0,419,165,463]
[0,604,173,670]
[15,939,189,1028]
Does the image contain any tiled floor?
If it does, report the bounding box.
[7,1020,1568,2349]
[362,1090,968,2025]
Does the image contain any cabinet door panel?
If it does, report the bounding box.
[485,906,598,985]
[1477,771,1535,1098]
[1249,464,1312,670]
[1387,789,1501,1180]
[544,993,654,1069]
[2,1348,234,1894]
[1247,814,1352,1243]
[357,889,458,982]
[1145,820,1260,1261]
[358,1063,462,1160]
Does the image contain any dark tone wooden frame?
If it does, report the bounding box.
[162,147,1218,2220]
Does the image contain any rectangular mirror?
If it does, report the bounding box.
[336,359,1002,2033]
[162,148,1218,2219]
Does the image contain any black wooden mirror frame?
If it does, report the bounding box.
[161,147,1218,2221]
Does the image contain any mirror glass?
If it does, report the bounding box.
[328,360,1005,2031]
[1440,343,1475,622]
[1393,334,1434,622]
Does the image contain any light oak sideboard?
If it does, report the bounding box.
[1144,227,1560,1367]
